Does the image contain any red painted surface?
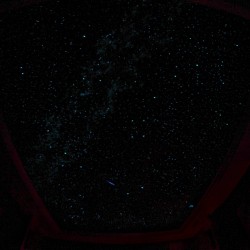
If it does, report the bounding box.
[188,0,250,20]
[0,115,61,236]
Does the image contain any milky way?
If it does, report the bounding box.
[1,0,250,232]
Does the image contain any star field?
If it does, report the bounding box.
[0,0,250,232]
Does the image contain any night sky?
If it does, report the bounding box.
[0,0,250,233]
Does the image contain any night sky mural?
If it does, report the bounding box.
[0,0,250,233]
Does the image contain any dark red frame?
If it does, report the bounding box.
[0,0,250,248]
